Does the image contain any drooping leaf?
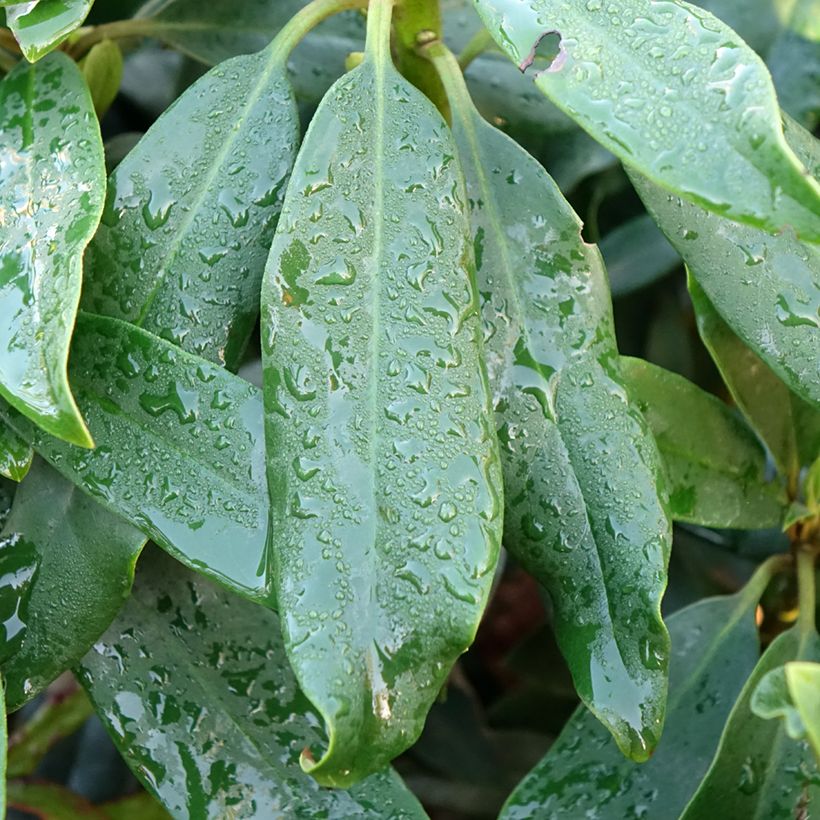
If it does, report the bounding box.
[629,116,820,408]
[0,459,144,710]
[0,52,104,448]
[501,560,777,819]
[621,357,787,528]
[687,275,820,479]
[261,4,503,786]
[5,0,93,61]
[76,549,426,819]
[681,625,820,818]
[471,0,820,241]
[427,42,670,761]
[0,314,270,605]
[786,661,820,765]
[83,16,301,372]
[0,420,32,482]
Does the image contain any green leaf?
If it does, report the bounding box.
[0,52,104,448]
[83,24,300,372]
[0,677,5,818]
[0,421,32,482]
[501,562,775,819]
[471,0,820,241]
[427,42,670,761]
[751,664,807,739]
[261,5,503,786]
[6,685,93,778]
[681,625,820,818]
[786,661,820,765]
[103,793,171,820]
[7,781,110,819]
[0,459,144,710]
[621,357,787,528]
[695,0,783,55]
[76,549,426,819]
[0,514,38,666]
[5,0,93,61]
[80,39,124,117]
[600,214,680,298]
[629,116,820,408]
[0,314,270,604]
[687,275,820,479]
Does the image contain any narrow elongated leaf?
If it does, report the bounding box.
[262,4,503,786]
[0,314,270,604]
[621,357,787,528]
[682,625,820,818]
[0,52,103,448]
[84,21,301,371]
[786,661,820,764]
[0,459,144,710]
[77,549,426,819]
[687,276,820,477]
[501,562,775,819]
[428,43,670,760]
[471,0,820,241]
[5,0,93,61]
[629,116,820,408]
[0,421,32,482]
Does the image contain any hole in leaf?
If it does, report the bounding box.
[518,31,564,74]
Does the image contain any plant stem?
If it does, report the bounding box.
[67,19,159,59]
[458,28,495,70]
[393,0,449,120]
[797,547,816,637]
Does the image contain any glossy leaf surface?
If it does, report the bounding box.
[682,625,820,818]
[786,661,820,764]
[687,276,820,477]
[621,357,786,528]
[262,5,503,786]
[501,566,771,819]
[84,30,300,372]
[0,52,103,448]
[429,43,670,761]
[471,0,820,241]
[0,421,32,483]
[751,664,807,739]
[629,116,820,408]
[77,549,426,819]
[0,459,144,710]
[5,0,93,61]
[0,314,269,604]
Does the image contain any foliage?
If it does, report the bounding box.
[0,0,817,816]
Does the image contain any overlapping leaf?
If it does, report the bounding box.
[0,421,31,483]
[0,53,103,448]
[784,661,820,763]
[77,549,426,819]
[630,116,820,408]
[4,0,93,61]
[428,43,671,760]
[262,3,503,786]
[621,357,786,528]
[501,561,777,818]
[471,0,820,240]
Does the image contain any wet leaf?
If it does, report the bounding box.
[0,314,270,605]
[0,52,104,448]
[261,5,503,786]
[428,43,670,761]
[472,0,820,241]
[0,459,144,710]
[629,115,820,408]
[83,23,300,372]
[621,357,787,528]
[76,549,426,819]
[501,562,774,819]
[687,276,820,479]
[0,514,38,666]
[682,623,820,817]
[786,661,820,765]
[5,0,93,61]
[0,421,32,483]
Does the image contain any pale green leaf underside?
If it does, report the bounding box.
[432,45,671,761]
[621,357,787,528]
[472,0,820,241]
[0,53,104,448]
[77,549,426,820]
[785,661,820,765]
[6,0,94,61]
[262,22,503,785]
